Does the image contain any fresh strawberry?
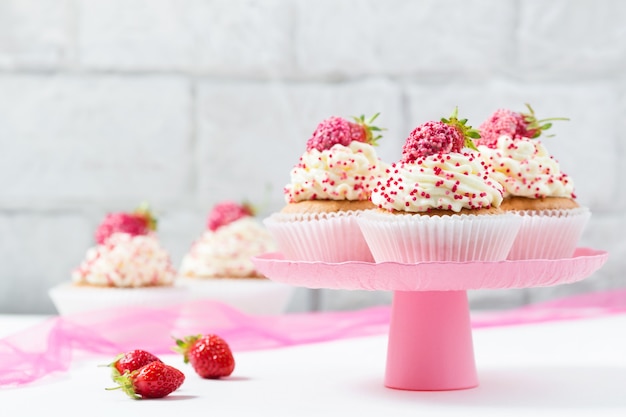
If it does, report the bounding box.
[107,361,185,399]
[305,113,383,151]
[95,203,157,244]
[401,108,480,162]
[477,103,569,148]
[206,200,254,231]
[173,334,235,379]
[105,349,162,379]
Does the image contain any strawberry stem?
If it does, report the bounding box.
[171,335,202,364]
[352,112,385,146]
[107,373,141,399]
[134,202,158,231]
[441,107,480,151]
[241,200,256,217]
[522,103,569,139]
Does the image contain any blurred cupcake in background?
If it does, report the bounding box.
[180,201,275,279]
[49,204,185,315]
[179,200,293,315]
[264,113,389,262]
[477,104,590,259]
[358,108,521,263]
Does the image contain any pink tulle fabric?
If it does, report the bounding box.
[2,289,626,387]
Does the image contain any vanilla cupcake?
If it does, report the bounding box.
[179,201,276,279]
[477,105,590,259]
[49,205,185,315]
[358,109,521,263]
[178,201,293,315]
[264,114,389,262]
[72,232,176,287]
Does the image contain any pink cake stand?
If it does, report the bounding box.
[252,247,609,392]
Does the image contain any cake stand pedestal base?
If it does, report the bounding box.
[385,290,478,391]
[252,248,609,391]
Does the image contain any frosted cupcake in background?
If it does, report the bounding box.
[49,204,185,315]
[264,113,389,262]
[358,108,522,263]
[179,201,293,315]
[477,104,590,260]
[179,201,276,279]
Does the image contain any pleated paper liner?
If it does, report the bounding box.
[506,207,591,260]
[357,210,522,263]
[263,210,374,262]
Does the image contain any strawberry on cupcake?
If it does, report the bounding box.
[178,200,293,315]
[357,108,522,263]
[73,204,175,288]
[49,204,185,315]
[179,200,276,279]
[476,104,576,210]
[476,104,590,259]
[476,103,568,148]
[264,113,389,262]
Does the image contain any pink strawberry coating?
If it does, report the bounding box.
[305,114,383,152]
[206,201,254,232]
[306,117,360,151]
[477,104,569,148]
[95,205,156,245]
[401,121,464,162]
[401,108,480,163]
[477,108,530,148]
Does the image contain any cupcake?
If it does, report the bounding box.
[180,201,276,279]
[178,201,294,315]
[357,109,522,263]
[264,113,389,262]
[49,204,185,315]
[477,104,590,259]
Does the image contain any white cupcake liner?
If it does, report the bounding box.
[357,210,522,263]
[263,210,374,262]
[177,277,295,315]
[506,207,591,260]
[48,282,190,315]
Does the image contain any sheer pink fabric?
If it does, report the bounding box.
[2,289,626,387]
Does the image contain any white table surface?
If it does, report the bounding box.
[1,312,626,417]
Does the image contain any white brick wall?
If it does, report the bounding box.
[0,75,193,209]
[195,78,404,208]
[0,0,624,314]
[0,0,73,69]
[294,0,516,77]
[518,0,626,78]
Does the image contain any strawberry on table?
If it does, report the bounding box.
[107,361,185,399]
[105,349,162,379]
[305,113,383,152]
[95,203,157,244]
[477,103,569,148]
[173,334,235,379]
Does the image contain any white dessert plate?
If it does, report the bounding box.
[48,283,190,316]
[177,277,295,315]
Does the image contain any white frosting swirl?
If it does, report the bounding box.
[478,135,576,199]
[179,217,276,278]
[72,233,176,287]
[284,141,389,203]
[371,152,504,212]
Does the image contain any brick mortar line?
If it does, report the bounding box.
[1,68,625,85]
